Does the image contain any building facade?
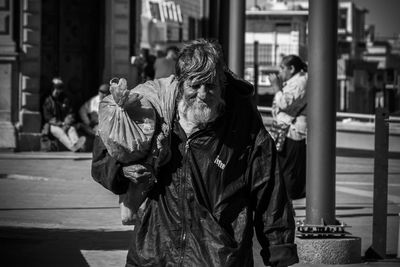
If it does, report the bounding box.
[246,0,400,113]
[0,0,206,151]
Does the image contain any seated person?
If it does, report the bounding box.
[42,77,86,152]
[79,83,110,136]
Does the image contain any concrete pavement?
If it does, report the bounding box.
[0,151,399,266]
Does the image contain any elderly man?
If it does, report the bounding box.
[91,39,298,267]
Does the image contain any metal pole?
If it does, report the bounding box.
[368,107,389,259]
[397,213,400,258]
[228,0,245,77]
[208,0,220,39]
[254,41,259,105]
[306,0,338,226]
[274,31,278,66]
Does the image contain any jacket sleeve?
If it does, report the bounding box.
[79,100,91,125]
[42,97,57,124]
[91,135,129,194]
[248,129,299,267]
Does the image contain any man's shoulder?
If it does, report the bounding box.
[225,70,254,98]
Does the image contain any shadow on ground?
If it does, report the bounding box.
[0,226,132,267]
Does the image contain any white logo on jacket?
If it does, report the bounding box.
[214,155,226,170]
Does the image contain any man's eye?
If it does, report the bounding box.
[192,84,201,90]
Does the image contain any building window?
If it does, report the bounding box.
[338,8,347,31]
[158,1,182,23]
[245,43,274,66]
[149,2,162,21]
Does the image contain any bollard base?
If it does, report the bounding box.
[296,236,361,264]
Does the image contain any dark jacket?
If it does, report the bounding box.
[92,73,298,267]
[42,94,73,125]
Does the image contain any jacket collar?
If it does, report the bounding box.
[283,71,307,87]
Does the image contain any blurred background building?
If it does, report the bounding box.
[245,0,400,112]
[0,0,210,151]
[0,0,399,151]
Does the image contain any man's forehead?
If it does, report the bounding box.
[186,76,218,87]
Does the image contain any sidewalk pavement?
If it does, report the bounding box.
[0,151,399,267]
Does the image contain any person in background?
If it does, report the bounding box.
[92,39,298,267]
[268,54,308,201]
[154,46,179,79]
[42,77,86,152]
[141,48,156,82]
[79,83,110,136]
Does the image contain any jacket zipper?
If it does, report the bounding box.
[178,139,190,266]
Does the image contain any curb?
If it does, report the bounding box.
[0,152,92,160]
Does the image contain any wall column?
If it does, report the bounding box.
[103,0,131,83]
[18,0,42,151]
[0,0,17,150]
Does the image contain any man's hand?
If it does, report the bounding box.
[64,114,75,126]
[122,164,153,184]
[49,117,63,127]
[268,73,281,93]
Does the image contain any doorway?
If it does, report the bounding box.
[40,0,105,113]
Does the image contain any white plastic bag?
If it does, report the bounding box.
[98,78,156,163]
[98,77,178,225]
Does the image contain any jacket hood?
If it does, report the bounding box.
[225,69,254,97]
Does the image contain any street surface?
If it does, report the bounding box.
[0,150,399,266]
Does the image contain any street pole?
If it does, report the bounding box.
[228,0,245,77]
[306,0,338,226]
[297,1,361,263]
[366,107,389,259]
[254,41,259,105]
[208,0,220,40]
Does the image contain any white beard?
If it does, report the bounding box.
[178,97,222,126]
[177,95,225,136]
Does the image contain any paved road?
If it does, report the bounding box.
[0,151,399,266]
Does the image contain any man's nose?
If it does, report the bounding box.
[197,85,208,100]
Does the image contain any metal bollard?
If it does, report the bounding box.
[366,107,389,259]
[398,213,400,258]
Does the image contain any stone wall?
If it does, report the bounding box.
[0,0,17,150]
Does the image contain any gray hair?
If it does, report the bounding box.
[175,39,227,92]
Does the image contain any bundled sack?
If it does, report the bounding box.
[99,78,156,163]
[98,76,178,225]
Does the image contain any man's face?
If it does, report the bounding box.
[278,63,293,82]
[52,88,63,99]
[178,75,225,126]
